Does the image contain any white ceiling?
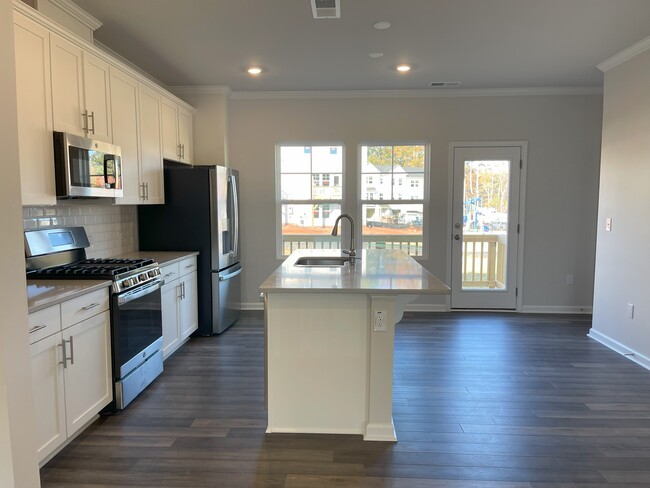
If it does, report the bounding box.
[71,0,650,92]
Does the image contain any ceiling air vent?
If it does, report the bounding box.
[429,82,462,88]
[310,0,340,19]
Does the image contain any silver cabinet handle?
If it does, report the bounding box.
[82,302,100,311]
[177,144,182,158]
[164,272,175,278]
[58,339,73,367]
[145,182,149,200]
[177,283,183,300]
[82,110,89,133]
[181,281,186,299]
[181,144,185,159]
[29,324,47,334]
[88,111,95,134]
[185,264,194,269]
[140,182,145,200]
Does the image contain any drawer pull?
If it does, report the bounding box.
[29,324,47,334]
[185,264,194,269]
[81,302,100,311]
[164,272,176,278]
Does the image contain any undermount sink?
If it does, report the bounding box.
[294,256,349,267]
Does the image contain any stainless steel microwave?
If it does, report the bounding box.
[53,131,123,198]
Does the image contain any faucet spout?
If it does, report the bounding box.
[331,214,356,264]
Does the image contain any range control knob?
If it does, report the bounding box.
[139,273,148,282]
[121,278,131,288]
[148,270,157,278]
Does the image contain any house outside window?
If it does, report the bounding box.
[360,144,428,257]
[277,144,343,256]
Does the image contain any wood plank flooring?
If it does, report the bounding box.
[41,312,650,487]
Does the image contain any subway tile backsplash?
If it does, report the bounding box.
[23,204,136,258]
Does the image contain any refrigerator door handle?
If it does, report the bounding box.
[219,266,242,281]
[230,173,239,257]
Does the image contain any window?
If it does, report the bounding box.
[277,144,343,256]
[360,144,428,257]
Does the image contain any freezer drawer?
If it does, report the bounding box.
[211,263,242,334]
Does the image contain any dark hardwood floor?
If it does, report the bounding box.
[41,312,650,487]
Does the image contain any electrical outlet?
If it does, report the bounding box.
[627,303,635,319]
[374,311,387,332]
[566,274,574,286]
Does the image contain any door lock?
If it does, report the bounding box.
[454,234,460,240]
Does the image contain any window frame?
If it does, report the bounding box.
[358,142,430,260]
[275,142,345,259]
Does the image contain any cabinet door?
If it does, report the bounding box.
[161,96,179,161]
[50,33,84,136]
[110,67,141,205]
[138,84,164,204]
[63,311,112,436]
[13,12,56,206]
[82,51,112,143]
[30,333,66,463]
[178,106,193,164]
[161,279,181,359]
[179,271,198,340]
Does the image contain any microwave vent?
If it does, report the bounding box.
[311,0,340,19]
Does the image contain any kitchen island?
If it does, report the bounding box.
[259,249,450,441]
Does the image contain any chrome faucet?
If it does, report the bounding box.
[331,213,357,265]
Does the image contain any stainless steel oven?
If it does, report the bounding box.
[112,279,163,409]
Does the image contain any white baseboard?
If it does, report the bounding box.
[242,303,592,314]
[520,305,593,314]
[588,329,650,371]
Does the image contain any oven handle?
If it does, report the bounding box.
[117,280,162,306]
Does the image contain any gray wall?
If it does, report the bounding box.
[227,93,603,309]
[591,48,650,360]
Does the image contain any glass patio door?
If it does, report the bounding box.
[451,146,522,309]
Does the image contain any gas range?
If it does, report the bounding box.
[27,258,161,294]
[25,227,161,294]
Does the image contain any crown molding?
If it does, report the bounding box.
[42,0,102,31]
[598,36,650,72]
[230,86,602,100]
[169,85,232,96]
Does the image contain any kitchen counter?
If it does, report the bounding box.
[27,280,112,313]
[261,249,450,442]
[121,251,199,266]
[260,249,449,294]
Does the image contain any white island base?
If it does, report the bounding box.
[265,291,415,441]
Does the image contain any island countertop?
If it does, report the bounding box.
[260,249,450,295]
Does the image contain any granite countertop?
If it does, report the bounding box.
[260,249,450,295]
[120,251,199,266]
[27,280,112,313]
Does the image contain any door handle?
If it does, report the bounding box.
[82,110,89,133]
[88,111,95,134]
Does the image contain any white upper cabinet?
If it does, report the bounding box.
[162,96,193,165]
[109,67,140,204]
[13,11,56,206]
[50,33,112,142]
[138,84,164,204]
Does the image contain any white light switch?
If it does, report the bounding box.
[627,303,635,319]
[606,218,612,232]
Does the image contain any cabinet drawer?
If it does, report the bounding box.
[161,262,180,284]
[28,305,61,345]
[179,256,197,277]
[61,288,109,330]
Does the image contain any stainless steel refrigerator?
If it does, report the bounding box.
[138,164,241,335]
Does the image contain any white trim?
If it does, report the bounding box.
[42,0,102,31]
[446,142,528,312]
[168,85,232,96]
[240,302,264,311]
[598,36,650,73]
[588,329,650,371]
[404,303,447,313]
[231,87,603,100]
[521,305,593,314]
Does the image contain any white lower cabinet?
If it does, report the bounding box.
[160,257,198,359]
[29,288,112,464]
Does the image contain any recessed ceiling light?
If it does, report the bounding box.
[396,64,411,72]
[369,52,384,59]
[373,21,391,30]
[247,67,263,75]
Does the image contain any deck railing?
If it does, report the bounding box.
[282,234,423,257]
[462,233,507,288]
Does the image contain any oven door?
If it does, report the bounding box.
[111,280,162,380]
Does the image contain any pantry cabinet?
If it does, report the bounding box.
[160,256,198,359]
[13,11,56,206]
[28,287,112,465]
